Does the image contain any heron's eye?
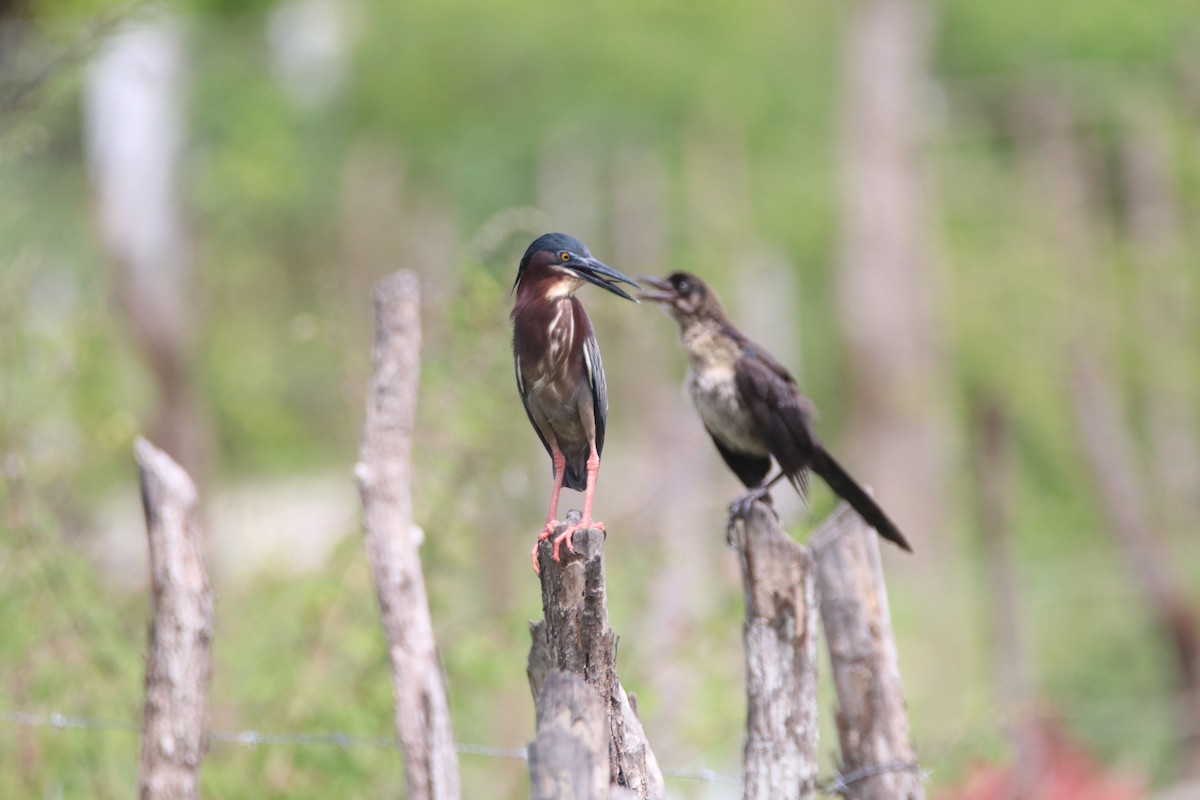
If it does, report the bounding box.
[560,252,571,262]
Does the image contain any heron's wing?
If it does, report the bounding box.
[581,328,608,457]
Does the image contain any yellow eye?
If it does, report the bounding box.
[560,252,571,262]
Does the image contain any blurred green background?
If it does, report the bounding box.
[2,0,1199,797]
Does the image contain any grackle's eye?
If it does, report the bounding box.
[560,252,571,262]
[677,279,690,294]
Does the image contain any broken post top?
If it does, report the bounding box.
[726,498,778,544]
[135,436,198,512]
[535,510,606,570]
[808,502,859,551]
[530,508,613,691]
[372,269,421,319]
[534,510,609,629]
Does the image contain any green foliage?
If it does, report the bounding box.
[937,0,1200,75]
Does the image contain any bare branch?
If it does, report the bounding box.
[134,437,212,800]
[1014,88,1200,777]
[356,270,460,800]
[969,397,1041,790]
[1069,353,1200,774]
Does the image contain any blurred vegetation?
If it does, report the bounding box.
[2,0,1199,797]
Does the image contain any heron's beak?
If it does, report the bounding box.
[570,257,641,302]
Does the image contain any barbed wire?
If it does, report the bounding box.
[10,700,1190,790]
[0,709,138,734]
[0,707,929,792]
[818,761,925,796]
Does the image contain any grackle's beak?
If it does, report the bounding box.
[636,276,676,304]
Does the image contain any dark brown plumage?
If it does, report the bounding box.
[512,286,607,491]
[641,271,912,552]
[511,233,639,571]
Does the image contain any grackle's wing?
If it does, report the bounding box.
[704,425,772,488]
[733,348,818,494]
[733,343,912,552]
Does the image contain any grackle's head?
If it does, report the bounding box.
[638,271,721,322]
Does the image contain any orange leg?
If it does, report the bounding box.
[531,445,567,573]
[552,439,604,562]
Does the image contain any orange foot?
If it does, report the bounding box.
[531,519,560,574]
[551,520,605,563]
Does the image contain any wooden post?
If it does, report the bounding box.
[134,437,213,800]
[529,512,665,800]
[728,501,818,800]
[528,669,615,800]
[812,505,923,800]
[356,271,460,800]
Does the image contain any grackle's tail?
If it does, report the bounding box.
[810,446,913,552]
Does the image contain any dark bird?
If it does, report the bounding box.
[640,272,912,552]
[512,233,640,572]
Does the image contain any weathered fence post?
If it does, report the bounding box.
[728,500,819,800]
[356,270,460,800]
[528,669,631,800]
[528,512,665,800]
[134,437,213,800]
[812,505,924,800]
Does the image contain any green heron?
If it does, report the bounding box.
[512,233,639,572]
[641,272,912,552]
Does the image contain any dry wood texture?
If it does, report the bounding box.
[812,505,923,800]
[356,271,460,800]
[529,669,618,800]
[134,437,213,800]
[529,513,665,800]
[728,500,818,800]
